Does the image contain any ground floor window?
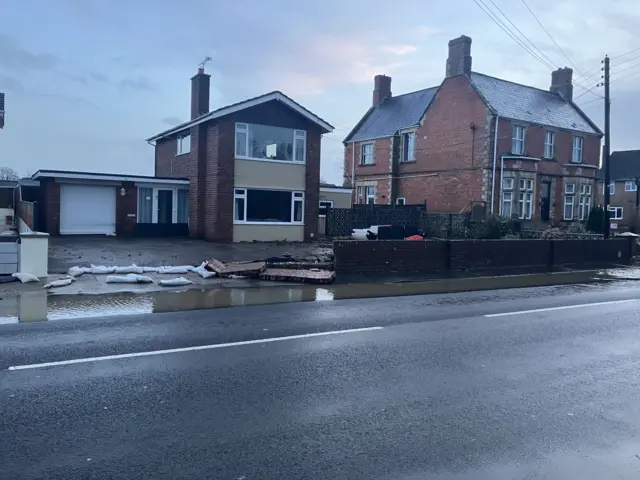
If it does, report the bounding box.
[578,184,591,221]
[356,185,376,205]
[319,200,333,216]
[396,197,406,205]
[137,187,188,224]
[518,179,534,220]
[563,183,575,220]
[234,188,304,224]
[609,206,623,220]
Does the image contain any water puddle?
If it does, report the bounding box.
[0,269,611,324]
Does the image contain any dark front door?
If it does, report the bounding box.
[540,181,551,222]
[157,190,173,224]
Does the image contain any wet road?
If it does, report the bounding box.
[3,282,640,479]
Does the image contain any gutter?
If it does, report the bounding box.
[490,114,499,214]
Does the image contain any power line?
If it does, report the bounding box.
[610,47,640,61]
[611,62,640,77]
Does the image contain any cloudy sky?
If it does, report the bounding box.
[0,0,638,184]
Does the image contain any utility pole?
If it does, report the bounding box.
[603,55,611,239]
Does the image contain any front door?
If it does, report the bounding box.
[157,189,174,224]
[540,181,551,222]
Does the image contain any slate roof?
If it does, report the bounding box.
[597,150,640,181]
[469,72,601,135]
[345,72,601,143]
[344,87,438,143]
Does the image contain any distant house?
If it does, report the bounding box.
[147,68,334,242]
[344,35,602,225]
[319,183,352,214]
[595,150,640,231]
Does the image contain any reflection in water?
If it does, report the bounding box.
[0,269,607,324]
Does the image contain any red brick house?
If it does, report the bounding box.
[147,68,334,242]
[344,35,603,225]
[595,150,640,231]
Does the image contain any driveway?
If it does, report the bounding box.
[48,236,332,274]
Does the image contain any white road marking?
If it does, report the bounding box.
[484,299,637,318]
[7,326,384,371]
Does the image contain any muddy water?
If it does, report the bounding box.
[0,269,615,324]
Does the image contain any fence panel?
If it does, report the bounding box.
[17,200,35,231]
[421,212,471,238]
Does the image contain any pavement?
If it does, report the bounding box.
[48,236,333,274]
[4,281,640,479]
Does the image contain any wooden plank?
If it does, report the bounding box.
[206,258,266,278]
[260,268,336,284]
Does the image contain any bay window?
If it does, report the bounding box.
[518,178,534,220]
[501,177,514,217]
[356,185,376,204]
[233,188,305,224]
[234,123,306,162]
[578,184,592,220]
[563,184,575,220]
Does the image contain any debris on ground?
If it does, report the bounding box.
[206,259,266,278]
[260,268,336,284]
[156,266,193,274]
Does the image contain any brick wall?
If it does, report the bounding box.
[595,180,638,230]
[334,238,632,274]
[116,181,137,236]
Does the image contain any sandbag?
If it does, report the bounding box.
[157,266,191,274]
[90,265,116,274]
[195,268,216,279]
[105,274,153,284]
[113,264,144,274]
[159,277,193,287]
[67,266,85,277]
[44,278,73,289]
[142,266,158,273]
[12,272,39,283]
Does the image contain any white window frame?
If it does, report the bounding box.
[137,186,186,224]
[603,182,615,195]
[578,184,592,221]
[609,206,623,220]
[500,177,514,217]
[177,134,191,155]
[512,125,525,155]
[234,122,306,164]
[563,183,575,220]
[625,180,637,192]
[518,178,534,220]
[361,144,374,165]
[401,132,416,162]
[365,186,376,205]
[233,188,305,225]
[396,197,406,205]
[571,135,584,163]
[318,200,333,217]
[543,131,555,159]
[356,186,363,204]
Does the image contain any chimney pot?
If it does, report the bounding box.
[550,67,573,102]
[372,74,392,107]
[446,35,472,78]
[190,69,211,119]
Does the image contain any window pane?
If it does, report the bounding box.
[247,124,296,161]
[246,190,292,222]
[234,197,245,221]
[137,187,153,223]
[236,130,247,157]
[294,199,303,222]
[294,136,306,162]
[177,190,189,224]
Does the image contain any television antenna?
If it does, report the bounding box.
[199,56,212,70]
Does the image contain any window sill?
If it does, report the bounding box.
[359,163,376,167]
[399,160,416,164]
[234,221,305,226]
[176,152,190,157]
[235,156,305,165]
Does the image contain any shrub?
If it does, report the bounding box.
[586,206,605,233]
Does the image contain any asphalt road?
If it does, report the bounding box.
[3,281,640,479]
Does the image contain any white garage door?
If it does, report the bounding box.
[60,184,116,235]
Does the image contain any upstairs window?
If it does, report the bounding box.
[571,136,583,163]
[361,144,374,165]
[603,182,615,195]
[234,123,306,162]
[625,181,637,192]
[543,131,555,159]
[512,125,525,155]
[401,132,416,162]
[177,134,191,155]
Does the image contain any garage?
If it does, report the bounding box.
[60,184,116,235]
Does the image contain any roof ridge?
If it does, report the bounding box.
[471,71,558,97]
[384,85,438,102]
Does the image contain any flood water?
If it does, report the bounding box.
[0,269,617,324]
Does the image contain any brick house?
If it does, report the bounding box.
[344,35,603,225]
[595,150,640,231]
[147,67,334,242]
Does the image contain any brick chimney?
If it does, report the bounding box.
[190,67,211,120]
[550,67,573,102]
[446,35,472,78]
[372,74,392,107]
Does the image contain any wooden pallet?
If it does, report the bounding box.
[259,268,336,284]
[206,259,266,278]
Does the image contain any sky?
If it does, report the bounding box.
[0,0,639,185]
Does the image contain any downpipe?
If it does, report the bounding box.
[490,115,499,214]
